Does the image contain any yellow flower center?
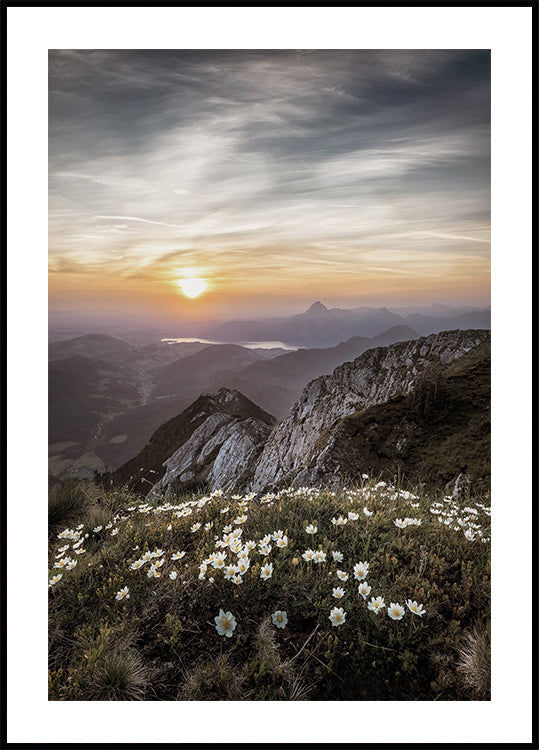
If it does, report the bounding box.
[277,614,283,622]
[223,618,230,629]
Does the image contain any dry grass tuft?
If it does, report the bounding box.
[457,625,490,700]
[81,649,149,701]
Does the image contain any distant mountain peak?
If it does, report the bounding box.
[305,301,328,316]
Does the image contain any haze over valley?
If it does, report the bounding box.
[48,300,489,483]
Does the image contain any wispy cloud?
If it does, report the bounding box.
[96,215,183,229]
[49,50,490,312]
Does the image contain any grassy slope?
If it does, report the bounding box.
[312,344,490,492]
[49,479,490,701]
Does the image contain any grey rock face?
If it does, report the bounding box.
[250,330,489,491]
[148,393,274,497]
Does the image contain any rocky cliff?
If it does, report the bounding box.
[250,329,490,491]
[110,388,276,496]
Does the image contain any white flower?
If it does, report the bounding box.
[64,559,77,570]
[302,549,315,561]
[332,551,344,562]
[190,522,201,533]
[260,562,274,580]
[212,552,227,569]
[214,609,237,637]
[358,581,372,599]
[276,536,288,548]
[367,596,385,613]
[331,516,348,526]
[49,574,63,586]
[362,473,369,479]
[271,529,284,540]
[259,543,272,556]
[336,570,349,582]
[388,602,405,620]
[406,600,426,617]
[394,518,407,529]
[405,517,422,526]
[224,564,239,580]
[147,566,160,578]
[169,571,178,580]
[234,515,247,524]
[348,511,359,521]
[305,524,318,534]
[236,558,250,574]
[231,574,243,585]
[171,551,186,560]
[464,528,476,541]
[115,586,130,601]
[271,610,288,628]
[363,507,373,517]
[353,562,369,581]
[329,607,346,627]
[313,550,327,563]
[332,586,345,599]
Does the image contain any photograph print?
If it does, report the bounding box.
[48,48,491,703]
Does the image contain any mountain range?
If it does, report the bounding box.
[198,301,490,347]
[49,303,490,484]
[107,328,490,498]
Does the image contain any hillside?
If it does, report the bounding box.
[153,344,263,398]
[219,325,418,419]
[48,478,491,701]
[293,343,490,492]
[251,329,490,491]
[48,333,136,363]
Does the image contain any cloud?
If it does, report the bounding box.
[48,50,490,307]
[96,215,183,229]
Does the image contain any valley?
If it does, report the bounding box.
[49,303,491,495]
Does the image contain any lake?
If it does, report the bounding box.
[161,338,298,351]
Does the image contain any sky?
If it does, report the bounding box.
[49,49,491,323]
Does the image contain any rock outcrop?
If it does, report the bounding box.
[110,388,276,496]
[249,329,490,491]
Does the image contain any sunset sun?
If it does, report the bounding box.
[176,278,208,298]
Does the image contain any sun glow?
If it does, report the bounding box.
[176,278,208,298]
